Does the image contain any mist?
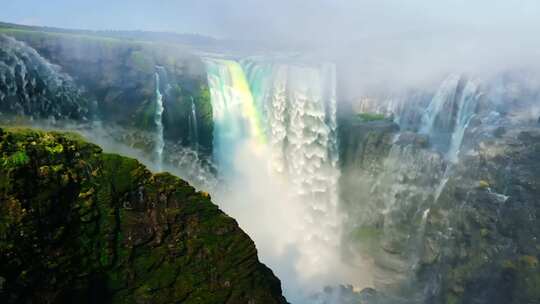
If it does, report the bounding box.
[4,0,539,96]
[2,1,540,303]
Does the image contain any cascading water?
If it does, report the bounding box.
[0,34,88,120]
[275,63,340,233]
[204,58,346,302]
[241,59,274,123]
[419,74,480,160]
[204,58,266,177]
[447,81,480,162]
[419,74,462,150]
[154,71,165,170]
[188,97,199,148]
[416,75,481,207]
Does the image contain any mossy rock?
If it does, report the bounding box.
[356,112,388,122]
[0,127,286,304]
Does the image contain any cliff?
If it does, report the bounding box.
[339,111,540,303]
[0,128,287,304]
[0,27,214,153]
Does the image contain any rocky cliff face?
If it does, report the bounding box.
[339,74,540,304]
[422,126,540,304]
[0,28,213,153]
[0,128,287,304]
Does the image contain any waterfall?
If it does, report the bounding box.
[447,81,480,162]
[281,63,340,215]
[204,58,343,300]
[419,74,461,143]
[241,59,274,124]
[0,34,87,120]
[204,58,265,173]
[419,74,480,160]
[188,97,199,148]
[154,72,165,170]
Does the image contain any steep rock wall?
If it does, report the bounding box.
[0,128,286,304]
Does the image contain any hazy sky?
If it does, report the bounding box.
[2,0,539,42]
[3,0,539,92]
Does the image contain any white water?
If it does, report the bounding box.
[154,72,165,170]
[447,81,480,162]
[189,97,199,148]
[0,35,86,119]
[205,58,351,303]
[419,74,461,136]
[419,74,480,162]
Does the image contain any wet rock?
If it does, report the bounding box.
[341,92,540,304]
[394,132,429,148]
[493,126,506,138]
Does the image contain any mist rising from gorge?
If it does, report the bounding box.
[2,1,540,303]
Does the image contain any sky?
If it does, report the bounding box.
[2,0,539,42]
[2,0,540,93]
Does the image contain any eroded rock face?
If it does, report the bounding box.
[0,31,214,153]
[0,128,287,304]
[340,102,540,303]
[422,127,540,304]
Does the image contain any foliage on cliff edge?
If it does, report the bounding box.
[0,128,286,304]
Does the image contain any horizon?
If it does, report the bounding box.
[2,0,539,45]
[3,1,539,84]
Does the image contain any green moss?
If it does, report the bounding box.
[194,84,214,150]
[0,128,286,304]
[356,112,388,122]
[350,226,382,256]
[446,293,460,304]
[480,228,489,238]
[135,100,156,131]
[101,153,145,195]
[501,256,540,302]
[2,150,30,168]
[478,180,490,189]
[519,255,539,269]
[353,226,382,241]
[45,143,64,154]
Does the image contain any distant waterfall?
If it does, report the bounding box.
[420,74,461,136]
[447,81,480,162]
[420,74,480,160]
[0,34,88,120]
[154,72,165,170]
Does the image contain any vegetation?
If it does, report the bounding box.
[356,112,388,122]
[0,128,285,304]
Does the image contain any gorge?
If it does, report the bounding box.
[1,21,540,304]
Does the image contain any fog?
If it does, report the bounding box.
[4,0,540,96]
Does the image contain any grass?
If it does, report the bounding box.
[356,112,388,122]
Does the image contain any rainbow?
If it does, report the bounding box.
[205,58,266,145]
